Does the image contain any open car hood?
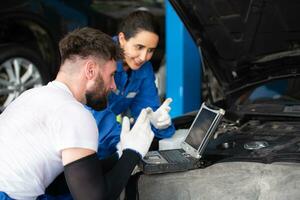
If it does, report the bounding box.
[169,0,300,95]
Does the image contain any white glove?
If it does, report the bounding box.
[115,118,137,158]
[116,142,122,158]
[120,109,154,158]
[147,98,172,130]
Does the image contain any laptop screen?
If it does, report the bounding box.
[184,108,217,149]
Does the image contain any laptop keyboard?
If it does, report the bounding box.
[160,150,190,163]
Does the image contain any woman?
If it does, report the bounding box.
[89,10,175,158]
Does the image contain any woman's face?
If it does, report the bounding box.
[119,30,159,70]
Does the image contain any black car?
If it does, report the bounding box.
[0,0,165,112]
[138,0,300,199]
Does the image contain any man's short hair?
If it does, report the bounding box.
[59,27,123,64]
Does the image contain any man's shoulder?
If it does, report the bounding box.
[40,82,80,108]
[31,83,87,117]
[54,100,90,120]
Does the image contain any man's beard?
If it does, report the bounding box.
[85,74,109,111]
[86,92,108,111]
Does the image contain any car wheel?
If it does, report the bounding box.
[0,45,49,112]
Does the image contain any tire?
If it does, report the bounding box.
[0,44,50,112]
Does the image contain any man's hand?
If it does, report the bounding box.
[147,98,172,130]
[119,109,154,158]
[116,142,122,158]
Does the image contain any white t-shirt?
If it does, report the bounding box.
[0,81,98,200]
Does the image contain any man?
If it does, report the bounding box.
[0,27,154,200]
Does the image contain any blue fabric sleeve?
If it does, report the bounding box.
[85,107,121,159]
[96,111,121,159]
[151,123,176,139]
[129,65,160,119]
[0,192,12,200]
[129,64,175,139]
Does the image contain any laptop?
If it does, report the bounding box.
[139,102,225,174]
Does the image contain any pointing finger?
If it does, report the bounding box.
[160,98,172,109]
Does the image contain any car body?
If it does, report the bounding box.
[138,0,300,199]
[0,0,165,112]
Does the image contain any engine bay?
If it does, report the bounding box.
[203,120,300,165]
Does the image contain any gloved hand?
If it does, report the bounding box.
[116,142,122,158]
[116,117,141,158]
[119,109,154,158]
[147,98,172,130]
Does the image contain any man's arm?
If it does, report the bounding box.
[46,151,119,196]
[62,148,139,200]
[61,109,154,200]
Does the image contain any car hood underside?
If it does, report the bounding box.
[169,0,300,95]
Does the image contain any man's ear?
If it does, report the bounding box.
[118,32,126,48]
[85,60,96,80]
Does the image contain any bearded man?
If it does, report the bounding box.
[0,27,154,200]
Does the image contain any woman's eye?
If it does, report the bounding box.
[135,45,144,50]
[148,48,155,53]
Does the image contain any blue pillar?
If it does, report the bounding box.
[166,1,201,117]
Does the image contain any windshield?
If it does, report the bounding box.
[236,77,300,105]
